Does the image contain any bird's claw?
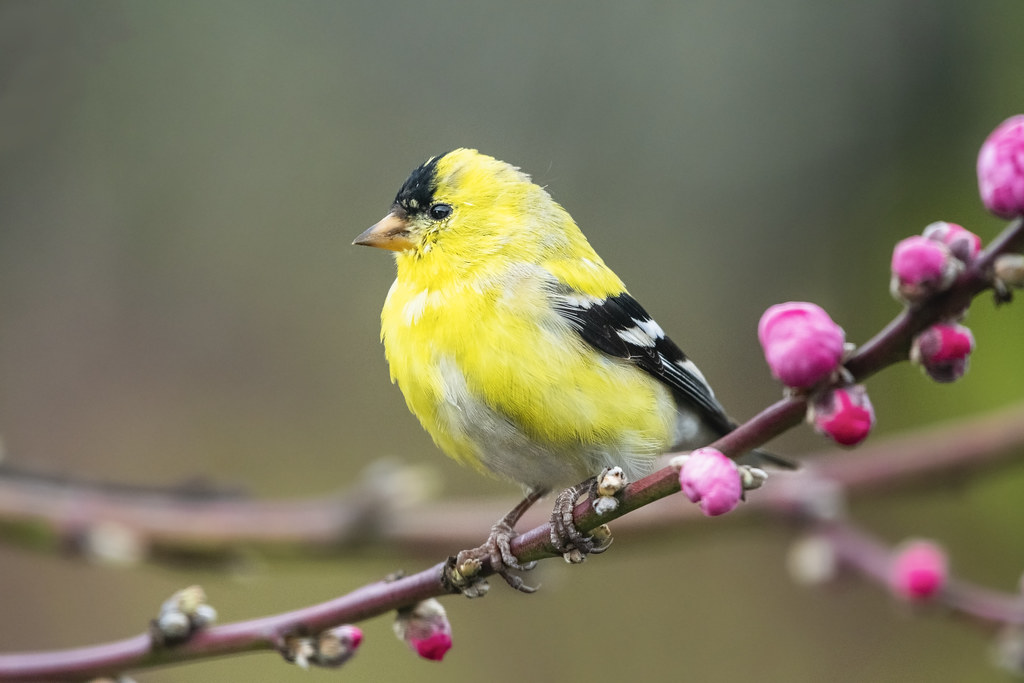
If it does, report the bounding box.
[549,470,623,561]
[446,490,546,596]
[489,517,537,572]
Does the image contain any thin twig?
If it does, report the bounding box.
[0,217,1021,680]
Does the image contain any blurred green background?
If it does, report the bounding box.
[2,1,1024,681]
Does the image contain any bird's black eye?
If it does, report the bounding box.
[428,203,453,221]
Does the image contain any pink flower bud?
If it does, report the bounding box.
[910,322,975,383]
[921,221,982,264]
[394,598,452,661]
[342,625,363,649]
[313,625,362,668]
[890,236,961,304]
[809,385,875,446]
[888,539,948,601]
[978,115,1024,219]
[412,632,453,661]
[678,447,742,516]
[758,302,846,389]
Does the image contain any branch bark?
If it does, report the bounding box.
[0,217,1021,680]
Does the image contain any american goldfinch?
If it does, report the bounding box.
[355,149,787,588]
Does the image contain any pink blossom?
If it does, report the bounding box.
[810,385,875,447]
[889,539,949,601]
[921,221,982,264]
[978,115,1024,218]
[345,626,363,649]
[758,302,845,389]
[890,236,961,304]
[910,322,975,383]
[314,625,363,668]
[411,632,453,661]
[394,598,452,661]
[678,447,742,516]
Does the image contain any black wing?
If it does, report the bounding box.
[550,288,735,436]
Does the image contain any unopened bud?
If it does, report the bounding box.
[978,115,1024,219]
[155,611,191,642]
[596,466,627,497]
[738,466,768,491]
[758,302,845,389]
[809,385,875,446]
[173,586,206,617]
[563,548,586,564]
[922,221,982,264]
[890,236,961,304]
[994,253,1024,288]
[678,447,742,517]
[787,535,838,586]
[910,322,975,383]
[283,636,316,670]
[394,599,453,662]
[888,539,948,601]
[153,585,216,645]
[313,625,362,668]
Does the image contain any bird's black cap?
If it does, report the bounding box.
[393,154,445,215]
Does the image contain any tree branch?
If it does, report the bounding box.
[0,216,1021,679]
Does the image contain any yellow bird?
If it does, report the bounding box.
[355,149,786,589]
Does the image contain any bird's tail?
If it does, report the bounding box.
[736,448,798,470]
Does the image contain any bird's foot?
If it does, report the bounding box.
[446,489,546,596]
[549,467,627,563]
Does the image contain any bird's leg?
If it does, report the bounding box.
[486,488,546,572]
[550,467,624,563]
[451,488,547,595]
[549,478,602,561]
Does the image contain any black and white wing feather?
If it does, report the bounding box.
[551,288,735,437]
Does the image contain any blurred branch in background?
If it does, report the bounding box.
[1,403,1023,680]
[0,400,1022,563]
[0,458,419,567]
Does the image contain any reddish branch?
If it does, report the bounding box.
[2,400,1024,563]
[0,217,1021,680]
[818,522,1024,629]
[0,463,402,560]
[3,407,1024,681]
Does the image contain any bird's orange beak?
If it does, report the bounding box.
[353,212,414,252]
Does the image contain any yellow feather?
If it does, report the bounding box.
[375,149,679,487]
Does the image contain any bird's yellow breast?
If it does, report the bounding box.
[380,259,678,486]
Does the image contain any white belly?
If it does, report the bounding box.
[434,355,662,489]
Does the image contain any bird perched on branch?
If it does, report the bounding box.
[354,149,789,591]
